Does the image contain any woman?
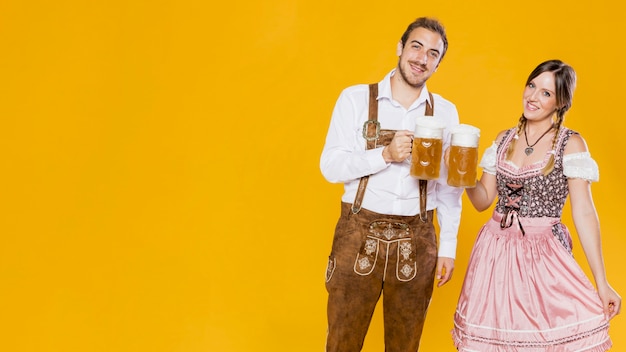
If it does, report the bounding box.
[451,60,621,351]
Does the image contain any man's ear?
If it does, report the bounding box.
[396,41,403,56]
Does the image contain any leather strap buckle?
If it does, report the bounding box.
[362,120,380,141]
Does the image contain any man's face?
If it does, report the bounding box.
[396,27,444,89]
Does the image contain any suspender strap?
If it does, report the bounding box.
[351,83,434,221]
[419,93,434,221]
[351,83,379,214]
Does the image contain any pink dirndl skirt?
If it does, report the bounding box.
[452,212,612,352]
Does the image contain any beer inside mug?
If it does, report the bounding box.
[448,124,480,188]
[410,117,445,180]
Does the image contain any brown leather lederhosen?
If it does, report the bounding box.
[351,83,434,221]
[325,83,438,352]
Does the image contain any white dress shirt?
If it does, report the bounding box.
[320,69,463,258]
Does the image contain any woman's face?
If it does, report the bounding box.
[522,71,558,122]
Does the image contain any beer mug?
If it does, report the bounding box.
[410,117,445,180]
[447,124,480,187]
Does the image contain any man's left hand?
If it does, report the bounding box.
[436,257,455,287]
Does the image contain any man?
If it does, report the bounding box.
[320,17,463,352]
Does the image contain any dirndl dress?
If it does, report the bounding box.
[452,127,612,351]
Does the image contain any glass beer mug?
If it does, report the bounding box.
[410,117,445,180]
[447,124,480,187]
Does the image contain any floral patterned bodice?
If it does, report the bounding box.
[495,127,576,219]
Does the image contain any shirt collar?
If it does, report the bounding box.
[380,69,432,111]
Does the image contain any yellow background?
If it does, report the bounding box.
[1,0,624,351]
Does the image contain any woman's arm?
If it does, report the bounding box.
[465,172,497,212]
[567,134,621,320]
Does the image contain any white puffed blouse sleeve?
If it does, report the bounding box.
[479,142,497,175]
[563,152,599,182]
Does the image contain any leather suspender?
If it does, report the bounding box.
[419,92,434,221]
[351,83,434,222]
[350,84,380,214]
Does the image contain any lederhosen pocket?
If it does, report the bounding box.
[353,219,417,281]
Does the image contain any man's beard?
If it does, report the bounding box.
[397,60,427,89]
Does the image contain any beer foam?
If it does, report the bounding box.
[414,117,445,139]
[451,124,480,147]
